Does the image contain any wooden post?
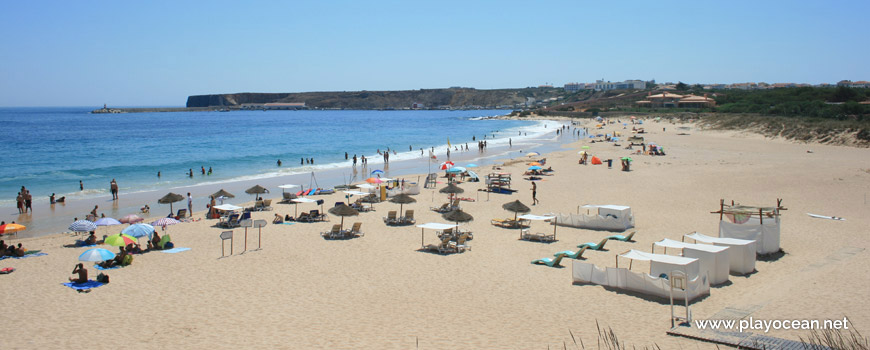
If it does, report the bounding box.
[759,208,763,225]
[719,199,724,221]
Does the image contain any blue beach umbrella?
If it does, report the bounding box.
[371,169,384,175]
[465,163,478,168]
[528,165,542,171]
[121,223,155,239]
[446,166,466,174]
[69,220,97,233]
[79,248,116,262]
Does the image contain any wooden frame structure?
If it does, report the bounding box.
[710,198,787,224]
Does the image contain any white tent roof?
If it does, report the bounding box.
[517,214,555,221]
[654,238,729,253]
[620,249,697,265]
[342,190,370,196]
[213,204,243,211]
[582,204,630,211]
[291,198,317,203]
[685,232,754,246]
[416,222,458,230]
[278,184,300,189]
[378,177,393,182]
[356,184,376,189]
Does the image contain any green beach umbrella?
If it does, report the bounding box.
[104,233,137,247]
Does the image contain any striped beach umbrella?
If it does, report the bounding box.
[69,220,97,233]
[0,223,26,235]
[151,217,180,227]
[79,248,116,262]
[104,233,137,247]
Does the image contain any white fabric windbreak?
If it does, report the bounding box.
[620,250,700,280]
[517,214,555,221]
[685,232,756,274]
[572,261,710,302]
[555,212,634,231]
[654,239,730,285]
[291,198,317,203]
[719,218,780,254]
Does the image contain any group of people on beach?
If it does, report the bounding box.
[15,186,32,214]
[0,239,28,258]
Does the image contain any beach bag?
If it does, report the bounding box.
[97,273,110,283]
[164,242,174,249]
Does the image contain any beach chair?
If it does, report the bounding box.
[349,222,363,237]
[577,238,608,251]
[261,199,272,211]
[450,233,471,253]
[555,246,587,260]
[223,214,240,228]
[158,234,172,249]
[605,231,636,242]
[531,253,566,267]
[309,209,325,221]
[384,211,398,225]
[240,211,252,221]
[437,228,454,240]
[176,209,187,219]
[281,192,297,203]
[422,235,453,253]
[430,202,450,213]
[521,228,555,242]
[321,224,342,239]
[401,210,415,225]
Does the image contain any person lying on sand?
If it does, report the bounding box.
[69,263,88,284]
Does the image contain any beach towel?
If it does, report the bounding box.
[159,247,191,254]
[280,222,296,225]
[0,252,47,260]
[94,264,121,270]
[0,267,14,274]
[62,280,105,290]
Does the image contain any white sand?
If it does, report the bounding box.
[2,119,869,349]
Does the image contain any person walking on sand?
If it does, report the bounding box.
[110,179,118,200]
[531,182,539,205]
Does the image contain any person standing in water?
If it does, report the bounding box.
[110,179,119,200]
[79,180,83,191]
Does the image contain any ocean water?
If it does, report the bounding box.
[0,107,563,209]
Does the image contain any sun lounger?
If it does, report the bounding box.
[222,214,240,228]
[281,192,297,203]
[520,228,555,242]
[491,218,530,228]
[555,246,587,260]
[400,210,415,225]
[531,253,566,267]
[437,228,454,240]
[176,209,188,219]
[321,224,342,239]
[158,234,172,250]
[431,203,450,213]
[349,222,363,237]
[577,238,608,251]
[384,211,398,225]
[605,231,636,242]
[422,235,454,254]
[450,233,471,253]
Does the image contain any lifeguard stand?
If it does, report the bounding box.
[670,270,691,327]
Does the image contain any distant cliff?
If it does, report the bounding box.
[186,88,567,109]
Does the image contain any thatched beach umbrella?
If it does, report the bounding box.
[158,192,185,214]
[442,209,474,227]
[327,203,359,231]
[211,189,235,199]
[439,183,465,195]
[502,200,531,221]
[389,193,417,214]
[245,185,269,201]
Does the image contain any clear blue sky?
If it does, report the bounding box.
[1,0,868,106]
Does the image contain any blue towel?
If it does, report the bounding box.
[1,252,48,260]
[159,247,190,254]
[94,264,120,270]
[280,222,296,225]
[62,280,105,290]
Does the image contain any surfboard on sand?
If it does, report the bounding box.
[807,213,846,221]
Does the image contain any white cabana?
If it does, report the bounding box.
[555,204,635,231]
[572,260,710,302]
[291,197,318,216]
[278,184,300,191]
[213,204,243,211]
[684,232,756,275]
[517,214,557,241]
[653,238,730,285]
[719,217,780,254]
[619,249,701,280]
[416,222,458,248]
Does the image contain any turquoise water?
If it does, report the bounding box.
[0,108,553,208]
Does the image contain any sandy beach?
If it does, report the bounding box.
[2,118,869,349]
